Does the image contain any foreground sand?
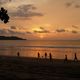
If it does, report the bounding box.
[0,56,80,80]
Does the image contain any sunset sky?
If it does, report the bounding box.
[0,0,80,40]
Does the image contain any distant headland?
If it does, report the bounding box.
[0,36,26,40]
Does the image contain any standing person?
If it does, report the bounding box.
[64,55,68,62]
[38,52,40,59]
[49,53,52,61]
[74,53,78,62]
[17,52,20,57]
[45,52,47,59]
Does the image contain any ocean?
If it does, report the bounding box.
[0,40,80,60]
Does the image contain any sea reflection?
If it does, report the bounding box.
[0,46,80,60]
[0,40,80,60]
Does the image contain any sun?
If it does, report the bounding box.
[31,26,46,39]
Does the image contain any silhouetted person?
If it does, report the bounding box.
[17,52,20,57]
[0,7,9,23]
[49,53,52,61]
[64,55,68,62]
[45,52,47,59]
[74,53,78,62]
[38,52,40,59]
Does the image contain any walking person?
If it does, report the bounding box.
[74,53,78,62]
[49,53,52,61]
[45,52,47,59]
[17,52,20,57]
[64,54,68,62]
[38,52,40,59]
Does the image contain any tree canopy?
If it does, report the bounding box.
[0,7,9,23]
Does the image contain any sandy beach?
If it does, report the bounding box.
[0,56,80,80]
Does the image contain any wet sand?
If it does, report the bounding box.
[0,56,80,80]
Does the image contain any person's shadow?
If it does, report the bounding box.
[0,7,9,23]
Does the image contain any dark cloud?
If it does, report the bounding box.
[26,31,32,34]
[0,0,11,4]
[34,30,49,33]
[40,27,45,30]
[65,1,80,9]
[56,28,78,34]
[0,29,25,36]
[0,0,7,4]
[0,29,8,34]
[71,30,78,33]
[72,25,79,29]
[56,29,66,32]
[75,4,80,8]
[10,26,32,34]
[34,27,50,33]
[65,2,73,7]
[0,27,33,36]
[10,4,43,18]
[7,29,25,35]
[18,4,37,10]
[10,26,26,30]
[10,26,16,29]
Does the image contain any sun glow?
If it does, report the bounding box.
[32,27,42,32]
[39,34,44,39]
[31,27,45,39]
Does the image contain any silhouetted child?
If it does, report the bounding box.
[74,53,78,62]
[45,52,47,59]
[17,52,20,57]
[64,55,68,62]
[49,53,52,61]
[38,52,40,59]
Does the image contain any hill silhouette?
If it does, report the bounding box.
[0,36,26,40]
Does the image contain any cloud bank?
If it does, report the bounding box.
[65,0,80,9]
[0,0,43,19]
[9,4,43,18]
[56,28,79,34]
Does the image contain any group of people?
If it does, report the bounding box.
[64,53,78,62]
[38,52,78,62]
[16,52,78,62]
[38,52,52,61]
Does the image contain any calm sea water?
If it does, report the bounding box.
[0,40,80,60]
